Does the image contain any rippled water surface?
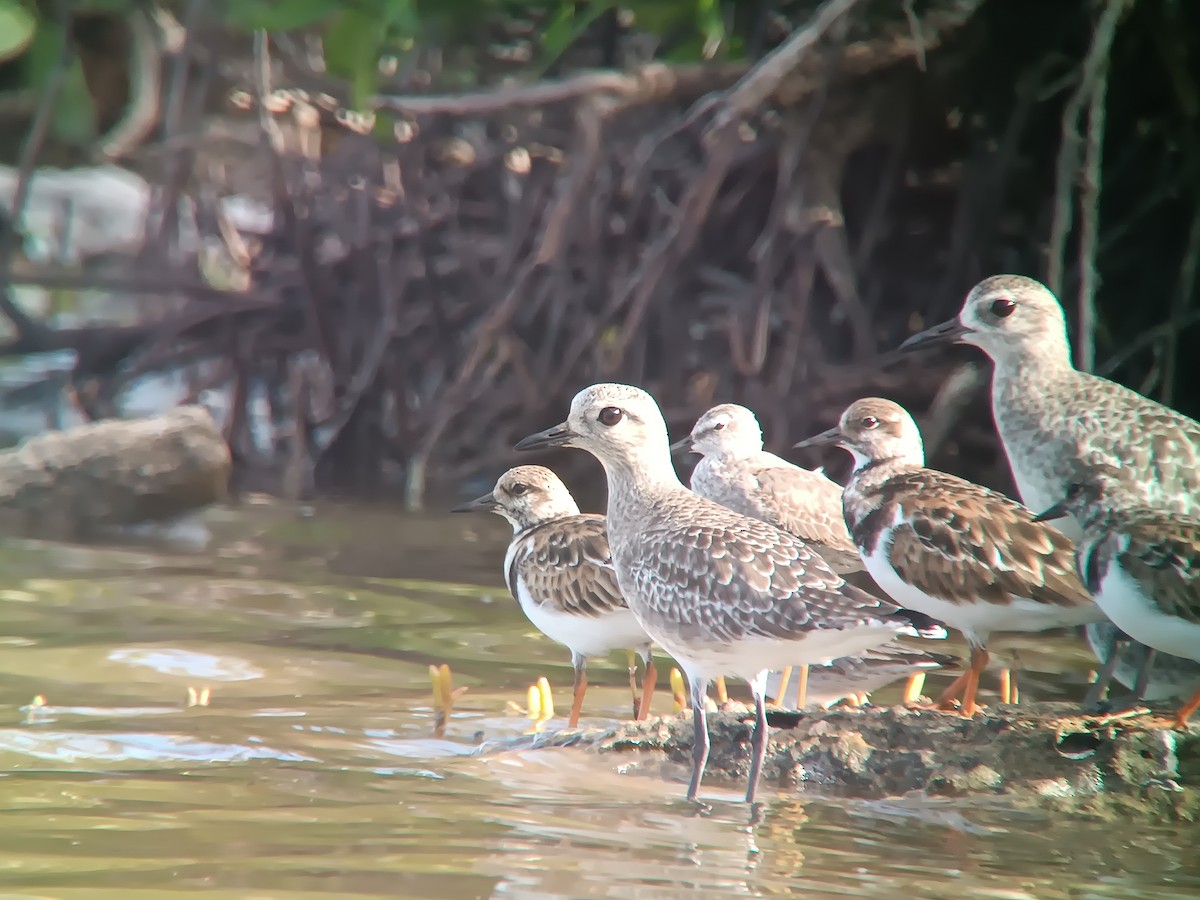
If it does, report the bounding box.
[0,499,1196,898]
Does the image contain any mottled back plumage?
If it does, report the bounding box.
[903,275,1200,535]
[680,403,860,573]
[507,514,626,619]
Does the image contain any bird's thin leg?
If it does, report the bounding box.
[935,669,969,709]
[567,653,588,728]
[626,649,640,718]
[1083,628,1124,709]
[687,674,711,803]
[1174,686,1200,730]
[774,667,793,708]
[795,664,810,709]
[745,672,771,804]
[960,646,988,718]
[902,672,926,704]
[637,652,657,721]
[999,668,1014,705]
[1131,648,1157,700]
[715,676,729,706]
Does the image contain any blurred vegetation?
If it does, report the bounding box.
[0,1,1198,506]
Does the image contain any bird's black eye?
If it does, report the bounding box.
[1067,482,1084,499]
[990,296,1017,318]
[598,407,623,426]
[713,422,725,431]
[860,416,879,430]
[511,483,529,496]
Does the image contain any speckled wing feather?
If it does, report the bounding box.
[1087,516,1200,625]
[508,514,628,618]
[868,469,1091,608]
[751,464,861,571]
[622,502,901,645]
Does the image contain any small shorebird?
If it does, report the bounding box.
[672,403,860,574]
[673,402,933,706]
[766,644,956,709]
[898,274,1200,533]
[515,384,943,803]
[898,275,1200,693]
[1084,623,1200,709]
[452,465,656,728]
[796,397,1103,717]
[1034,464,1200,728]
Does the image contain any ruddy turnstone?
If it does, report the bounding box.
[452,465,655,728]
[515,384,942,803]
[796,397,1103,716]
[672,403,861,574]
[1034,464,1200,728]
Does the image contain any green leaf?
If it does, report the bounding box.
[325,6,387,108]
[694,0,726,59]
[0,0,36,63]
[22,23,96,144]
[534,1,617,74]
[226,0,345,32]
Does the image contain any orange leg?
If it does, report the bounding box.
[1173,687,1200,730]
[903,672,926,705]
[795,664,810,709]
[568,660,588,728]
[935,670,969,710]
[715,676,729,706]
[959,646,989,718]
[636,659,657,721]
[999,668,1014,705]
[775,667,794,707]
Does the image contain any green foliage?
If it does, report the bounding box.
[0,0,36,63]
[1,0,747,150]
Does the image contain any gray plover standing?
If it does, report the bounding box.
[898,274,1200,537]
[672,403,861,574]
[796,397,1103,717]
[1084,622,1200,709]
[515,384,943,803]
[1033,464,1200,728]
[672,402,929,706]
[899,275,1200,702]
[452,465,656,728]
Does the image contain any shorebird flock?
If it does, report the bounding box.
[454,274,1200,804]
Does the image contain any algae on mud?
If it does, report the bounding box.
[485,702,1199,820]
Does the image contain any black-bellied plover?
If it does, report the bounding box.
[1033,464,1200,728]
[452,465,656,727]
[899,274,1200,537]
[672,403,860,574]
[796,397,1103,717]
[672,402,934,706]
[766,645,956,709]
[514,384,943,803]
[1084,622,1200,710]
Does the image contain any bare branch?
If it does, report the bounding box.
[1075,38,1113,374]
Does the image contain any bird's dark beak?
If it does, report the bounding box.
[669,435,694,455]
[898,317,970,353]
[451,491,499,513]
[514,421,577,452]
[1030,499,1069,523]
[794,427,842,450]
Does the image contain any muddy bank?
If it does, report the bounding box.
[487,703,1198,819]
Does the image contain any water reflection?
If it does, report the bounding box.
[0,503,1195,898]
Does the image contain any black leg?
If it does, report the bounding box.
[745,673,770,804]
[1084,628,1123,710]
[687,675,711,803]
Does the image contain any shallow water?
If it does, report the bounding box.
[0,499,1196,898]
